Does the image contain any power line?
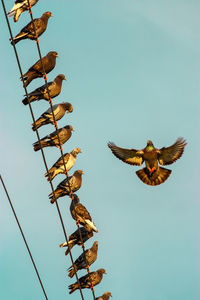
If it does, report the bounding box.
[0,174,48,300]
[1,1,85,298]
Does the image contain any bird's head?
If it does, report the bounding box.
[67,125,74,131]
[146,140,154,151]
[104,292,112,297]
[63,102,73,113]
[75,170,84,176]
[73,147,82,155]
[58,74,66,81]
[98,268,107,275]
[43,11,53,19]
[92,241,98,251]
[71,194,80,205]
[49,51,58,57]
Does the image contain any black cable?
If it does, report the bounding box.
[0,174,48,300]
[1,1,84,298]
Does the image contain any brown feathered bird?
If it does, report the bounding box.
[22,74,66,105]
[49,170,83,203]
[68,241,98,278]
[59,227,93,256]
[68,268,106,294]
[33,125,73,152]
[32,102,73,131]
[8,0,39,22]
[108,137,187,186]
[11,11,52,45]
[44,147,81,181]
[70,194,98,232]
[96,292,112,300]
[21,51,58,87]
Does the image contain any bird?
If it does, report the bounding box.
[68,241,98,278]
[96,292,112,300]
[8,0,39,22]
[21,51,58,87]
[32,102,73,131]
[33,125,73,152]
[70,194,98,232]
[10,11,52,45]
[44,147,81,181]
[22,74,66,105]
[49,170,83,203]
[68,268,106,294]
[108,137,187,186]
[59,227,93,256]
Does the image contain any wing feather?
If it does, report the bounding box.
[158,137,187,165]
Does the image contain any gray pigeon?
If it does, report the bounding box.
[32,102,73,131]
[59,227,94,256]
[21,51,58,87]
[96,292,112,300]
[22,74,66,105]
[70,194,98,233]
[33,125,73,152]
[68,241,98,278]
[11,11,52,45]
[69,268,107,294]
[44,147,81,181]
[8,0,39,22]
[49,170,83,203]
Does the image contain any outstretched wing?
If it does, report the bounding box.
[108,142,143,166]
[158,137,187,166]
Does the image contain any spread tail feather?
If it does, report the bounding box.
[136,167,171,186]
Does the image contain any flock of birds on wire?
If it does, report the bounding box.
[8,0,111,298]
[7,0,188,298]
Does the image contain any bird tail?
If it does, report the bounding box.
[49,189,62,204]
[65,243,74,256]
[68,282,79,294]
[44,169,56,182]
[10,32,28,45]
[68,266,77,278]
[59,239,75,248]
[21,72,37,87]
[33,140,46,152]
[22,97,29,105]
[32,118,46,131]
[14,8,23,22]
[85,220,98,233]
[136,167,171,186]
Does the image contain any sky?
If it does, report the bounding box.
[0,0,200,299]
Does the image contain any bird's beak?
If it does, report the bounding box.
[51,14,53,17]
[56,54,58,57]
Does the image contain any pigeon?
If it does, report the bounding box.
[22,74,66,105]
[69,268,106,294]
[33,125,73,152]
[70,194,98,233]
[8,0,39,22]
[59,227,93,256]
[32,102,73,131]
[11,11,52,45]
[21,51,58,87]
[96,292,112,300]
[49,170,83,203]
[68,241,98,278]
[108,137,187,186]
[44,147,81,181]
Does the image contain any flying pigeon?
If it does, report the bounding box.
[96,292,112,300]
[68,268,106,294]
[21,51,58,87]
[11,11,52,45]
[59,227,93,256]
[33,125,73,152]
[108,137,187,186]
[70,194,98,232]
[22,74,66,105]
[44,147,81,181]
[8,0,39,22]
[49,170,83,203]
[32,102,73,131]
[68,241,98,278]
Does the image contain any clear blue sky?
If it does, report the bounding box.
[0,0,199,299]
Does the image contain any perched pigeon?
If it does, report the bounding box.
[69,268,106,294]
[70,194,98,233]
[33,125,73,152]
[22,74,66,105]
[11,11,52,45]
[21,51,58,87]
[44,147,81,181]
[96,292,112,300]
[59,227,93,256]
[8,0,39,22]
[68,241,98,278]
[32,102,73,131]
[108,137,187,186]
[49,170,83,203]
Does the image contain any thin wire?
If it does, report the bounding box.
[26,2,96,297]
[0,174,48,300]
[1,1,84,298]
